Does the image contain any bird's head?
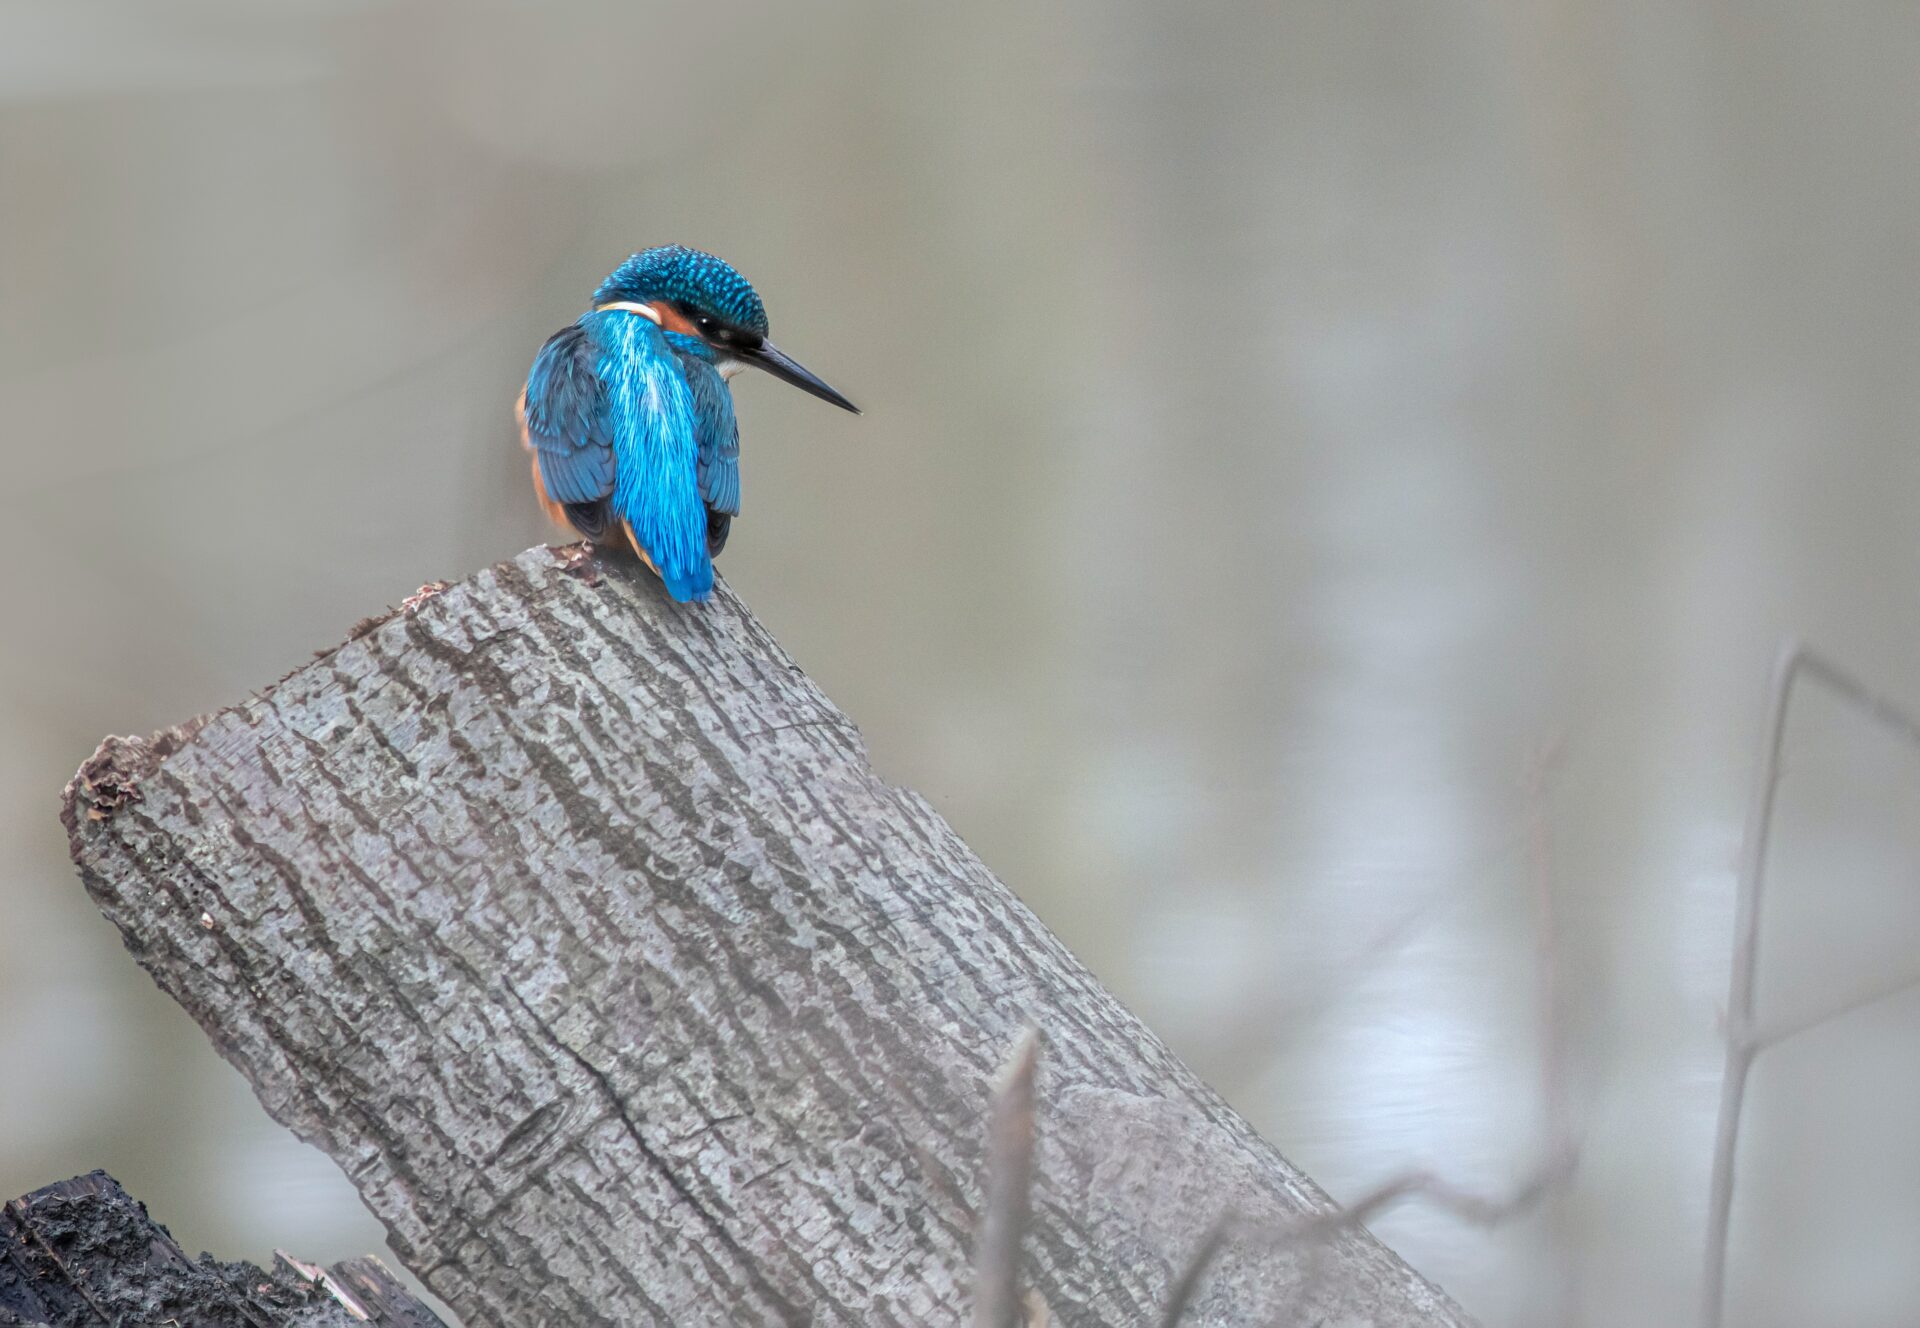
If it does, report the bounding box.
[593,245,859,413]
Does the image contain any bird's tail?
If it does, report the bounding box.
[624,521,713,603]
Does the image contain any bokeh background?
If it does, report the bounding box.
[6,3,1920,1325]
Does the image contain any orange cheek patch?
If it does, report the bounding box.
[649,301,700,337]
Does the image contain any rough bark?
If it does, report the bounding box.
[0,1171,444,1327]
[61,544,1472,1328]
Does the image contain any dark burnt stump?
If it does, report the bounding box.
[0,1171,442,1327]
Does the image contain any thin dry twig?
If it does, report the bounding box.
[1525,734,1585,1326]
[1525,736,1572,1141]
[1747,967,1920,1052]
[973,1027,1042,1328]
[1281,1149,1573,1248]
[1156,1214,1236,1328]
[1701,642,1920,1328]
[1160,1152,1572,1327]
[1225,897,1440,1060]
[277,1251,372,1321]
[1701,642,1808,1328]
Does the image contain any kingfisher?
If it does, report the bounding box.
[517,244,858,602]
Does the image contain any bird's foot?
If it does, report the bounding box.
[551,541,605,585]
[400,580,454,613]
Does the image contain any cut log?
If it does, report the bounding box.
[0,1171,444,1327]
[61,545,1472,1327]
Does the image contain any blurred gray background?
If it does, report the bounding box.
[5,3,1920,1325]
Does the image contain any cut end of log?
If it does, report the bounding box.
[58,545,616,838]
[62,725,203,828]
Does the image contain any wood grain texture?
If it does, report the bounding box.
[61,545,1472,1328]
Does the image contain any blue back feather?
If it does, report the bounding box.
[586,310,712,602]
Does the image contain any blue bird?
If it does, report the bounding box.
[518,245,858,602]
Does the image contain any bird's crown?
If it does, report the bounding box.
[593,245,769,338]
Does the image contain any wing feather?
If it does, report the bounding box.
[668,335,741,556]
[681,358,741,518]
[522,322,615,508]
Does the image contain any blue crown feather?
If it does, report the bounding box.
[592,244,769,336]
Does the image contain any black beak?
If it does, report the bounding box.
[738,339,860,414]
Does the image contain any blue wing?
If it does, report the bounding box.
[522,323,615,525]
[589,310,712,602]
[667,333,741,555]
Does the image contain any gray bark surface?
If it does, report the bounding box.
[61,545,1471,1328]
